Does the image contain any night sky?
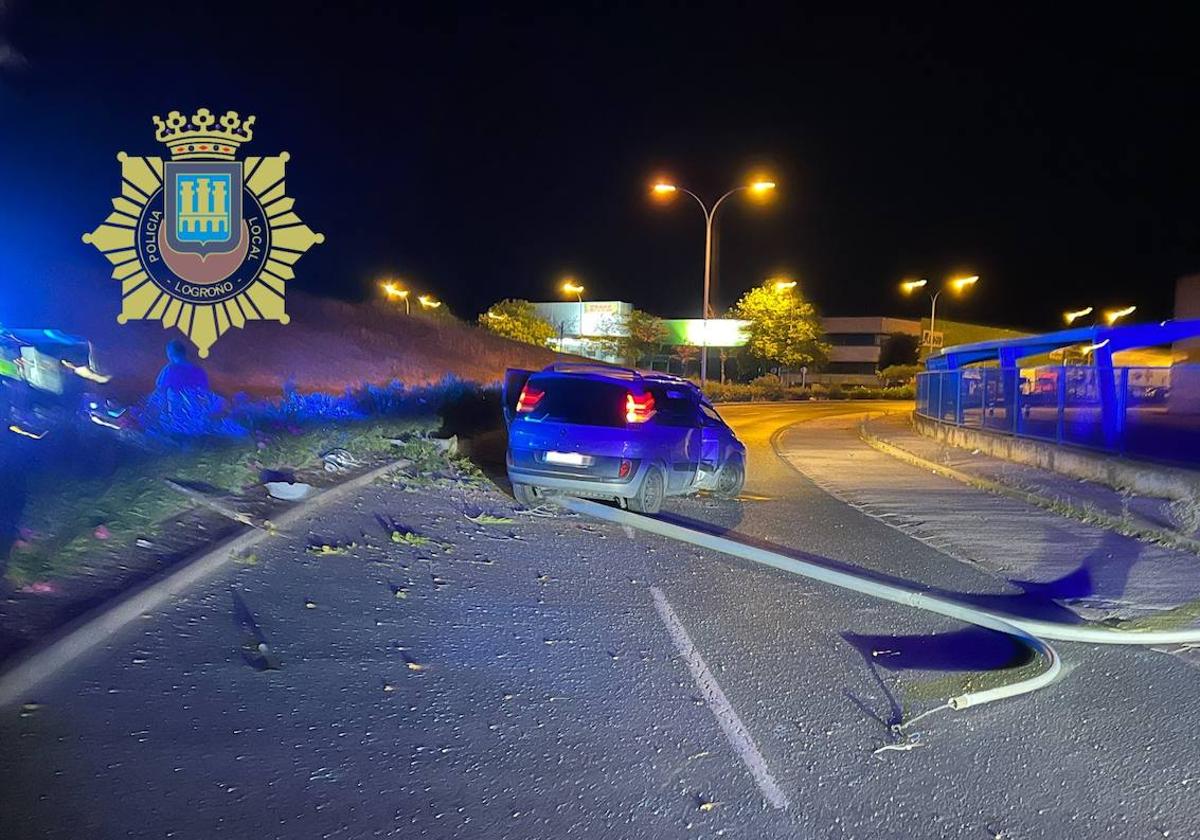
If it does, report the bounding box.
[2,2,1199,332]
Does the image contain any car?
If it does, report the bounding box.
[502,363,746,514]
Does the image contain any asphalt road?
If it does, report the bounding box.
[2,401,1198,839]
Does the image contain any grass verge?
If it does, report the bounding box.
[6,417,434,586]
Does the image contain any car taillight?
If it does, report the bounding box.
[516,383,544,413]
[626,391,656,423]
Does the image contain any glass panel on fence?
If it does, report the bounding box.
[1124,365,1200,464]
[1061,366,1107,449]
[941,371,958,422]
[961,368,983,427]
[1017,366,1059,441]
[982,367,1014,434]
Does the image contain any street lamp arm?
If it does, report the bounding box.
[677,187,711,220]
[709,186,748,220]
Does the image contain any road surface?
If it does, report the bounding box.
[2,401,1198,839]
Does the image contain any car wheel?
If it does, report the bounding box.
[512,483,539,507]
[628,465,665,515]
[714,458,745,499]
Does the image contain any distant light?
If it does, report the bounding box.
[1064,306,1094,325]
[8,424,45,440]
[900,278,929,294]
[417,294,441,309]
[652,183,677,194]
[89,413,121,430]
[666,318,750,347]
[950,275,979,292]
[1104,305,1136,325]
[771,278,797,292]
[561,280,585,295]
[381,280,408,300]
[750,180,776,192]
[1083,338,1111,354]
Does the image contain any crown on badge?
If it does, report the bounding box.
[152,108,255,161]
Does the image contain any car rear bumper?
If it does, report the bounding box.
[507,462,648,499]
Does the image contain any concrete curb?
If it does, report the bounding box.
[910,412,1200,503]
[858,421,1200,557]
[0,457,410,709]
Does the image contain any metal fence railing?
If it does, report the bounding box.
[915,366,1200,465]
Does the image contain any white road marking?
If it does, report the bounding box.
[649,585,790,810]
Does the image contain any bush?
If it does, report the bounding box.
[700,380,914,403]
[749,373,785,399]
[878,364,921,386]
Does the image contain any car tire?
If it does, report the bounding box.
[713,458,745,499]
[628,465,665,515]
[512,483,539,507]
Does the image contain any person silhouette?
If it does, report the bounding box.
[155,339,209,393]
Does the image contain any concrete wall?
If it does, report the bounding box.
[913,412,1200,501]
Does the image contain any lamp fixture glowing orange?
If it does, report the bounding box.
[1064,306,1094,325]
[949,275,980,293]
[1104,305,1136,326]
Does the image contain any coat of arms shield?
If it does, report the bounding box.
[164,160,244,255]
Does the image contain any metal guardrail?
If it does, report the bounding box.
[916,365,1200,464]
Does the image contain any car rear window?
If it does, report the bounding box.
[647,385,700,427]
[528,375,629,426]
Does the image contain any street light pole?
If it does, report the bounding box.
[654,180,775,387]
[901,275,977,348]
[561,279,586,347]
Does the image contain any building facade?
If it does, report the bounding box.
[805,316,921,386]
[530,300,632,362]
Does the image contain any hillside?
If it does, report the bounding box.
[57,290,572,400]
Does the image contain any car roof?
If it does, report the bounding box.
[536,363,699,391]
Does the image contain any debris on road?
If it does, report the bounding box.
[465,512,515,525]
[264,481,314,501]
[163,479,256,527]
[321,447,361,473]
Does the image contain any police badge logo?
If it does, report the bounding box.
[83,108,323,357]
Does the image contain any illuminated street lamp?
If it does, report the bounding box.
[380,280,411,314]
[1064,306,1094,326]
[900,275,980,346]
[1104,305,1136,326]
[652,177,777,387]
[417,294,441,310]
[772,277,798,293]
[561,278,585,338]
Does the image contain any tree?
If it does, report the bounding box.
[878,332,921,369]
[582,309,669,367]
[592,309,668,366]
[478,299,556,347]
[671,344,699,376]
[729,281,828,372]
